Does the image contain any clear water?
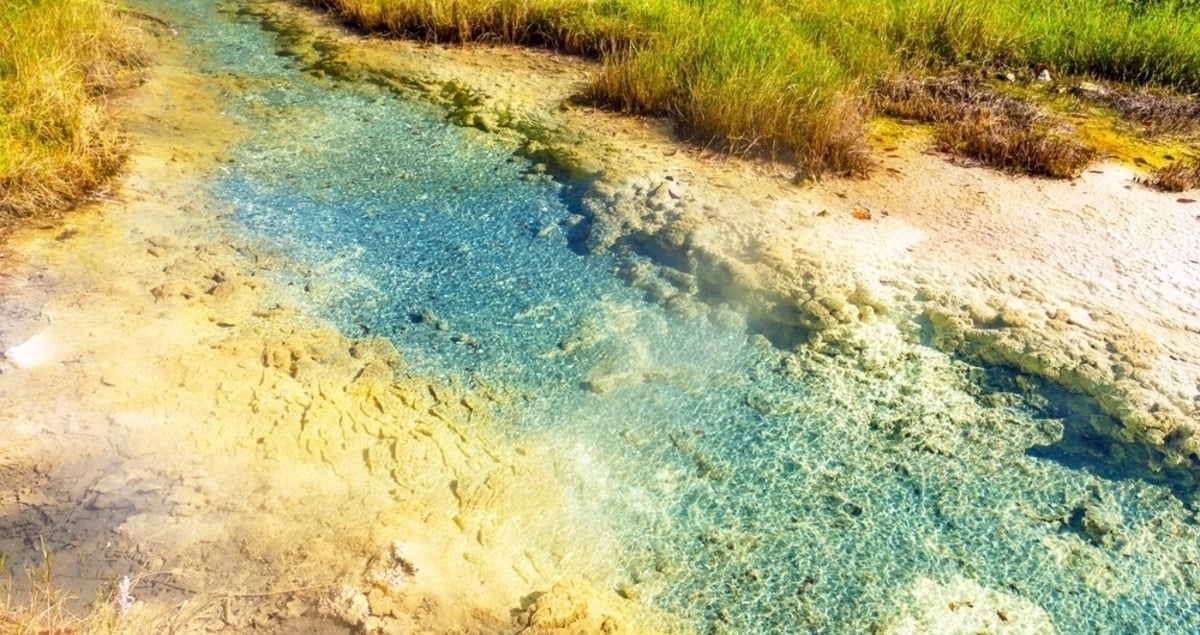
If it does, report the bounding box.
[142,2,1200,632]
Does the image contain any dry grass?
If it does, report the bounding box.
[876,76,1096,177]
[1,545,135,635]
[0,0,144,224]
[1148,160,1200,192]
[1091,85,1200,137]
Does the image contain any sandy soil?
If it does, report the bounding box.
[2,2,1198,633]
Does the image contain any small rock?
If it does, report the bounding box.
[146,235,180,249]
[1072,81,1107,97]
[450,332,481,351]
[366,542,419,591]
[151,280,201,301]
[1080,502,1122,546]
[3,329,55,369]
[320,585,369,627]
[616,583,641,601]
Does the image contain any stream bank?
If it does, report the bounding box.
[251,0,1200,480]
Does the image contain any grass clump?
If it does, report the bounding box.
[1089,85,1200,137]
[2,545,140,635]
[1148,160,1200,192]
[586,6,869,173]
[876,77,1097,177]
[0,0,142,224]
[307,1,1200,177]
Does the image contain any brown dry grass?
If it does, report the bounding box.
[1148,160,1200,192]
[875,76,1096,178]
[1,546,138,635]
[1101,87,1200,138]
[0,0,144,225]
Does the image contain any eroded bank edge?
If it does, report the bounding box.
[251,0,1200,492]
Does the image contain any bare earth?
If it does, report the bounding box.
[1,2,1197,633]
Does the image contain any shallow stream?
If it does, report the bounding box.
[135,1,1200,632]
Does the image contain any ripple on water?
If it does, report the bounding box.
[152,1,1200,632]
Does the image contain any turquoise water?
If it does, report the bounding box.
[146,2,1200,632]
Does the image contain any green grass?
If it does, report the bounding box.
[306,0,1200,176]
[0,0,141,224]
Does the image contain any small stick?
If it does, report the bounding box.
[117,9,178,36]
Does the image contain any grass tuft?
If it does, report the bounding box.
[1148,160,1200,192]
[0,0,143,224]
[876,76,1097,177]
[584,7,871,175]
[2,541,139,635]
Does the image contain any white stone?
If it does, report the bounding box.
[3,329,55,369]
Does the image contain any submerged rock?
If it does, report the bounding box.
[924,294,1200,478]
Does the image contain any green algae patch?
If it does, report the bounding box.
[866,116,934,151]
[1068,109,1193,171]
